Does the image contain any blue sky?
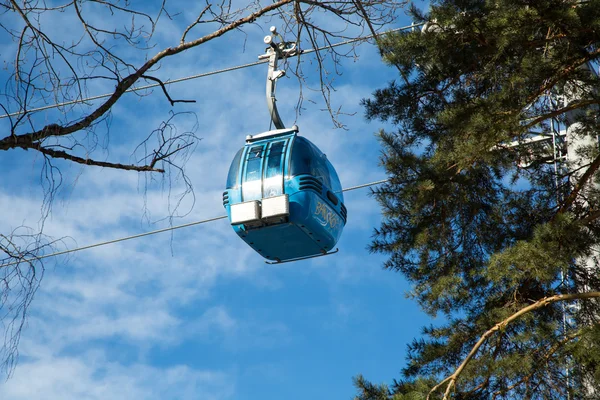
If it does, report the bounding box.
[0,2,434,399]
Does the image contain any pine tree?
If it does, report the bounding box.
[359,0,600,398]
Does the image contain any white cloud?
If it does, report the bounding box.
[0,354,234,400]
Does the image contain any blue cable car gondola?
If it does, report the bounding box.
[223,27,347,263]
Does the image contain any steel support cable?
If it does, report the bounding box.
[0,23,423,120]
[1,178,390,267]
[0,61,266,119]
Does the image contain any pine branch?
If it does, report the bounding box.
[525,47,600,106]
[580,209,600,225]
[523,99,600,129]
[490,329,582,399]
[557,153,600,215]
[428,292,600,400]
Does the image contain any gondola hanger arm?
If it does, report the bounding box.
[258,26,298,130]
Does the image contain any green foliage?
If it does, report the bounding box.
[363,0,600,398]
[354,374,439,400]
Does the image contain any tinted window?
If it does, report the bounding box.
[226,148,244,189]
[290,137,343,201]
[246,146,263,181]
[265,142,285,179]
[327,161,344,202]
[263,141,285,198]
[243,145,264,201]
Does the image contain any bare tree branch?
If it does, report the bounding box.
[141,75,197,106]
[33,144,167,172]
[180,4,212,45]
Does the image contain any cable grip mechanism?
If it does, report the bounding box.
[258,26,298,129]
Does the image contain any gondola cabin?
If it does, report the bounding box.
[223,126,347,263]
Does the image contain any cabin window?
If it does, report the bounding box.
[290,138,327,184]
[326,160,344,202]
[226,148,244,189]
[290,137,343,201]
[243,145,264,201]
[263,141,285,198]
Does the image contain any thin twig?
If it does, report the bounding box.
[141,75,196,106]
